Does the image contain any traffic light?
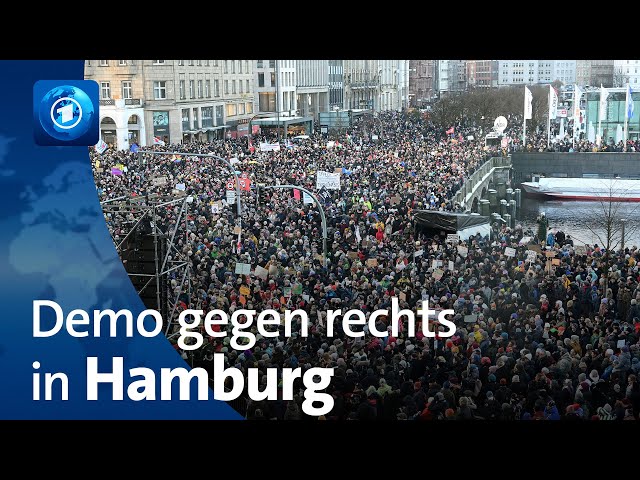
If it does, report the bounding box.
[257,184,266,205]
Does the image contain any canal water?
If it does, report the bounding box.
[516,197,640,247]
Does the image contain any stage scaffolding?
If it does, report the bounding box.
[100,193,192,336]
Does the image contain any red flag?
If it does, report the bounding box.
[293,189,301,200]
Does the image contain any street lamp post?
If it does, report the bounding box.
[262,184,329,267]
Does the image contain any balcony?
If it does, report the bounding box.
[125,98,142,106]
[99,99,115,106]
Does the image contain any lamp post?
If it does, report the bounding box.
[262,184,329,267]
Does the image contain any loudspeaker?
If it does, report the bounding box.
[121,225,168,321]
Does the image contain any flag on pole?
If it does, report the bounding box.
[599,84,609,121]
[94,139,108,154]
[524,86,533,120]
[153,136,165,146]
[573,85,583,120]
[626,84,634,119]
[129,143,139,153]
[549,85,558,119]
[293,189,301,200]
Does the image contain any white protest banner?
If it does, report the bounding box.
[254,265,268,280]
[316,170,341,190]
[303,192,314,204]
[326,141,335,149]
[457,246,468,257]
[526,250,537,263]
[211,202,222,214]
[175,183,186,191]
[448,261,454,271]
[229,157,240,165]
[446,234,460,244]
[259,142,280,152]
[152,176,168,186]
[432,268,444,280]
[372,135,379,141]
[504,247,516,257]
[226,190,236,204]
[235,262,251,275]
[431,259,443,268]
[414,249,424,258]
[94,139,108,154]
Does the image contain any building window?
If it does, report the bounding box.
[153,60,165,65]
[202,107,213,128]
[178,60,184,66]
[182,109,190,131]
[197,80,203,98]
[225,60,229,74]
[225,80,229,94]
[257,60,263,68]
[232,61,236,74]
[239,81,243,94]
[270,72,276,86]
[232,80,236,94]
[205,79,210,98]
[100,82,110,99]
[197,60,202,66]
[205,60,210,66]
[238,103,245,115]
[246,102,253,114]
[100,60,108,66]
[269,60,275,68]
[193,108,199,129]
[258,73,265,87]
[246,79,250,93]
[226,104,237,117]
[153,81,167,99]
[214,79,220,97]
[189,80,194,99]
[179,80,185,99]
[87,60,91,66]
[189,60,194,66]
[213,60,219,67]
[239,61,243,74]
[122,81,132,99]
[119,60,127,66]
[244,60,249,73]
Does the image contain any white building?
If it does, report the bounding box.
[255,60,297,114]
[295,60,329,121]
[498,60,576,86]
[614,60,640,87]
[437,60,450,93]
[343,60,406,111]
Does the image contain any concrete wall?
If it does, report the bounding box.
[512,152,640,184]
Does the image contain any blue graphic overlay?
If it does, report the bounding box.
[33,80,99,146]
[1,61,241,419]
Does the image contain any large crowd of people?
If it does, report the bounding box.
[92,111,640,420]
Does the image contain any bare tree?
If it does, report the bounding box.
[613,67,629,88]
[581,179,640,291]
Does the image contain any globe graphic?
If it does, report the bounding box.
[39,85,95,141]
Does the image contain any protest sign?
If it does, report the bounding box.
[316,171,341,190]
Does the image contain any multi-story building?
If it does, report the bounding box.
[84,59,255,149]
[408,60,436,107]
[498,60,575,86]
[436,60,467,95]
[613,60,640,88]
[466,60,497,89]
[343,60,407,111]
[295,60,329,122]
[328,60,344,110]
[254,60,297,114]
[577,60,615,87]
[343,60,379,110]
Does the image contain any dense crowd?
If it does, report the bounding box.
[92,111,640,420]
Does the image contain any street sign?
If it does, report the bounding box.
[556,108,568,118]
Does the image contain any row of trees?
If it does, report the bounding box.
[430,82,563,133]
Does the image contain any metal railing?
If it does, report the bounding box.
[99,99,115,106]
[452,156,512,208]
[125,98,141,106]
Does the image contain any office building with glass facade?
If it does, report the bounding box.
[585,88,640,143]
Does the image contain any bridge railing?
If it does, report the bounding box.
[452,156,511,208]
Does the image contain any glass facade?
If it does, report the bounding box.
[586,91,640,141]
